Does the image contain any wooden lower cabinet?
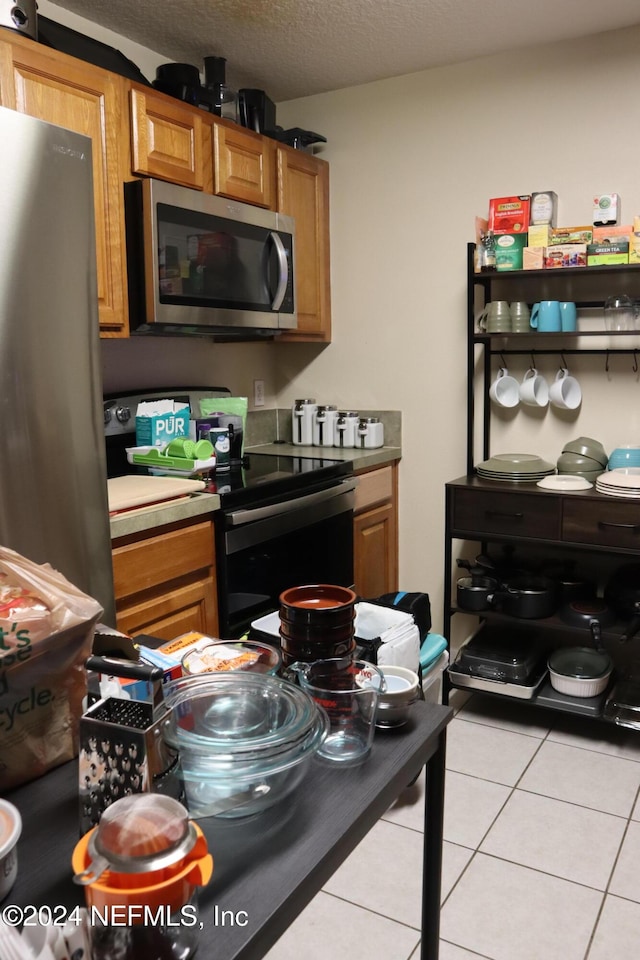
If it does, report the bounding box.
[353,464,399,598]
[112,518,218,640]
[0,32,129,336]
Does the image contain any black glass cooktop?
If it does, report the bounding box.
[204,452,353,508]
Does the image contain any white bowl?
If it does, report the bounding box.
[375,666,420,728]
[0,799,22,899]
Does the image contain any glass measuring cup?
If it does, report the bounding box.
[290,658,385,765]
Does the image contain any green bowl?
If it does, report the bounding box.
[561,437,608,467]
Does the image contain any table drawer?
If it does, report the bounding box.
[452,488,561,540]
[563,499,640,549]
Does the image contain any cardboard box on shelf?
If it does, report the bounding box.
[593,193,619,226]
[488,195,530,234]
[523,247,545,270]
[592,224,633,244]
[495,233,527,271]
[544,244,587,269]
[630,219,640,264]
[587,243,629,266]
[548,226,593,246]
[527,224,551,249]
[530,191,557,226]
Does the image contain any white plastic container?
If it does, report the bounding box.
[292,399,317,445]
[334,411,359,448]
[312,405,338,446]
[0,799,22,899]
[357,417,384,449]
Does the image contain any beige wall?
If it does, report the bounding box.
[38,4,640,631]
[276,26,640,636]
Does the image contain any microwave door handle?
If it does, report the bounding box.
[269,231,288,310]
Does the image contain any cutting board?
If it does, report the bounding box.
[107,475,206,514]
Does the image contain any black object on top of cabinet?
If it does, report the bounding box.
[466,242,640,475]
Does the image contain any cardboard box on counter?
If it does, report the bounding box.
[488,195,530,234]
[495,233,527,271]
[548,226,593,245]
[135,400,190,447]
[523,247,545,270]
[587,242,629,266]
[544,244,587,269]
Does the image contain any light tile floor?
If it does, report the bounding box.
[264,690,640,960]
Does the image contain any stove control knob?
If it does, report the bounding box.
[116,406,131,424]
[103,406,112,426]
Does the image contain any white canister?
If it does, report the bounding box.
[292,399,317,445]
[357,417,384,449]
[334,411,359,448]
[312,405,338,446]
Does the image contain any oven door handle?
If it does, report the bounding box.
[226,478,358,526]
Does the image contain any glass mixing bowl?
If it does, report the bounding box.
[162,673,328,818]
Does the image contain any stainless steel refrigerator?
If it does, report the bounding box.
[0,105,115,623]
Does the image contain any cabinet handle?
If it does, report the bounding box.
[597,521,640,532]
[485,511,524,520]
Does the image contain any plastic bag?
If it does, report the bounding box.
[0,547,103,791]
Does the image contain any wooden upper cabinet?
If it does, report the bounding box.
[212,119,274,208]
[129,85,205,190]
[276,146,331,341]
[0,34,129,336]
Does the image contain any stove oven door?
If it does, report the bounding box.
[215,478,357,637]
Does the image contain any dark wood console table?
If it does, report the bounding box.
[7,700,451,960]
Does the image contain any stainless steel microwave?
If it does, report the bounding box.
[125,179,296,337]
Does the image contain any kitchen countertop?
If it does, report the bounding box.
[109,444,401,541]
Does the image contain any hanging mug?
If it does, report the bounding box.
[489,368,520,408]
[549,368,582,410]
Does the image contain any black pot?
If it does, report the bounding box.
[456,576,499,612]
[604,565,640,642]
[492,575,559,620]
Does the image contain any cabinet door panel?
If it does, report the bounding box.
[115,577,218,640]
[0,37,128,335]
[213,121,274,208]
[354,502,398,598]
[112,522,215,600]
[277,147,331,341]
[452,489,560,540]
[130,86,204,189]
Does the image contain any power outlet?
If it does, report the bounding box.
[253,379,265,407]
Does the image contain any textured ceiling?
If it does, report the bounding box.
[49,0,640,101]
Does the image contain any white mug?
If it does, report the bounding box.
[549,368,582,410]
[489,368,520,408]
[519,367,549,407]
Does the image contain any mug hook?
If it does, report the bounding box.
[634,350,638,374]
[605,351,610,373]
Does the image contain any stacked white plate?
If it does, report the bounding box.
[596,468,640,498]
[477,453,555,483]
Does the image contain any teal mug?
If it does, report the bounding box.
[559,301,577,332]
[530,301,561,333]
